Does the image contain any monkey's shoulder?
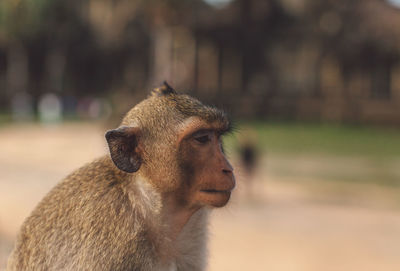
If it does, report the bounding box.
[12,156,140,267]
[24,156,129,224]
[65,155,127,185]
[47,156,125,194]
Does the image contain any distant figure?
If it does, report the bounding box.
[241,142,257,175]
[238,126,259,200]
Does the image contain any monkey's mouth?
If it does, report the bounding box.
[200,189,230,194]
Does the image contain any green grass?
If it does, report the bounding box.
[223,121,400,186]
[225,121,400,159]
[0,113,12,125]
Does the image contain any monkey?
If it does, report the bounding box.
[6,82,235,271]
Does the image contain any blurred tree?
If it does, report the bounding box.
[0,0,399,124]
[0,0,151,110]
[0,0,52,39]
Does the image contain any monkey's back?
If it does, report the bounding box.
[6,156,155,271]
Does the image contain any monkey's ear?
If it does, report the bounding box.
[105,126,142,173]
[151,81,177,96]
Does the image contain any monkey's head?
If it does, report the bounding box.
[106,82,235,209]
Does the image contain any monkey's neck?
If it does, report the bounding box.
[126,175,207,262]
[126,174,203,240]
[161,195,200,241]
[158,205,209,266]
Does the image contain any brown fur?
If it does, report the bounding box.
[7,83,234,271]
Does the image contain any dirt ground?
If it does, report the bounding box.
[1,123,399,271]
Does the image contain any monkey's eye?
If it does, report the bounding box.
[194,134,211,144]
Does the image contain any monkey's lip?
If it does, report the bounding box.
[200,189,231,194]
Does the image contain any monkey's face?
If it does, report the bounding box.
[177,119,235,208]
[106,86,235,210]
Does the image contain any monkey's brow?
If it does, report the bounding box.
[190,129,213,137]
[191,127,229,137]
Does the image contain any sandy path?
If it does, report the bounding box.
[0,123,399,271]
[209,187,400,271]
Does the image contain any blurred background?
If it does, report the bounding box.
[1,0,400,270]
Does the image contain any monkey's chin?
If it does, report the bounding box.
[200,190,231,208]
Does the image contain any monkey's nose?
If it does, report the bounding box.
[222,157,233,176]
[222,159,234,174]
[222,168,232,174]
[222,162,234,176]
[222,167,236,191]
